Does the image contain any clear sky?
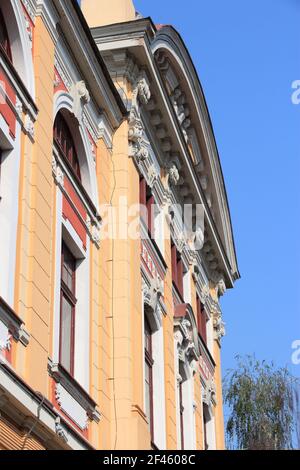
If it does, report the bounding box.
[132,0,300,377]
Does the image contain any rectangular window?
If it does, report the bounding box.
[140,176,156,238]
[196,295,207,344]
[171,242,184,298]
[203,404,209,450]
[60,242,76,375]
[144,316,154,443]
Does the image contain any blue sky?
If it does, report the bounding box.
[132,0,300,377]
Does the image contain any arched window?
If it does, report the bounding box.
[54,112,81,181]
[0,8,12,61]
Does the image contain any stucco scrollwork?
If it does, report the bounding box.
[128,71,151,164]
[217,277,226,297]
[203,377,217,407]
[167,163,180,187]
[52,156,64,187]
[213,313,226,342]
[143,276,163,331]
[174,314,199,378]
[72,80,90,122]
[0,321,11,353]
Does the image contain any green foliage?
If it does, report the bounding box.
[224,355,300,450]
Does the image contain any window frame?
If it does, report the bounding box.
[144,315,155,444]
[54,112,81,182]
[140,176,156,239]
[203,404,209,450]
[171,242,184,298]
[179,380,185,450]
[59,242,77,376]
[197,294,207,345]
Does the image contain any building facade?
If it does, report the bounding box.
[0,0,239,450]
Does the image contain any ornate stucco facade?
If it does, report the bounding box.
[0,0,239,451]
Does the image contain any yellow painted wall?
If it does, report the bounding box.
[81,0,136,28]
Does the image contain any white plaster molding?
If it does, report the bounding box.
[52,155,64,188]
[0,320,11,353]
[202,377,217,408]
[24,114,35,140]
[128,71,151,164]
[213,313,226,342]
[71,80,90,123]
[142,277,164,332]
[55,383,89,431]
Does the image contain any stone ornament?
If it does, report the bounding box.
[213,314,226,342]
[128,72,151,164]
[203,377,217,407]
[72,80,90,122]
[52,156,64,187]
[143,276,164,330]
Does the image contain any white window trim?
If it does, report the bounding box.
[142,289,167,450]
[52,188,90,391]
[0,117,21,306]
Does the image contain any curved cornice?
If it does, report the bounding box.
[151,26,239,280]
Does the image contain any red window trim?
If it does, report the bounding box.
[59,242,77,377]
[144,316,155,444]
